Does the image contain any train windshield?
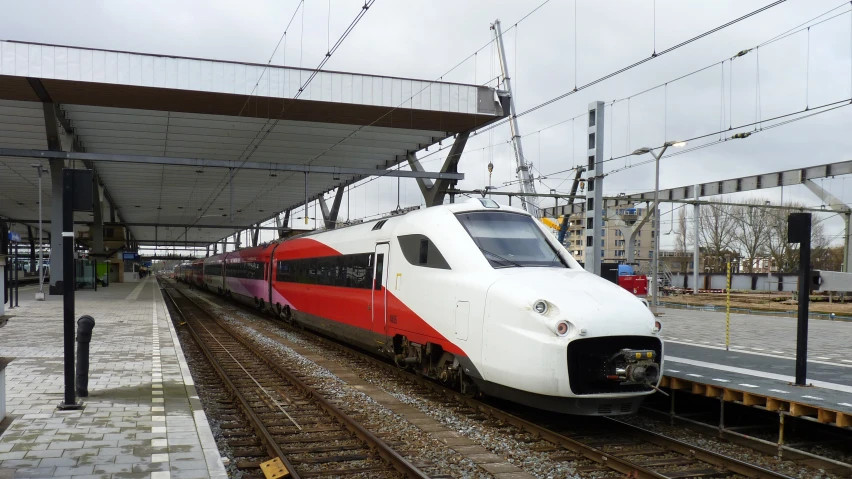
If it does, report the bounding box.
[456,211,566,268]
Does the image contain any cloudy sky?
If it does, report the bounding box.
[4,0,852,252]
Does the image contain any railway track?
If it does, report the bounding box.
[262,330,793,479]
[173,283,800,479]
[160,284,429,479]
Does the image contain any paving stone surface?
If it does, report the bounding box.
[659,307,852,362]
[0,278,227,479]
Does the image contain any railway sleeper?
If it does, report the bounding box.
[663,468,728,478]
[272,434,357,445]
[267,425,346,434]
[634,457,700,467]
[296,465,394,477]
[611,447,668,456]
[282,443,369,454]
[289,453,372,464]
[232,448,269,457]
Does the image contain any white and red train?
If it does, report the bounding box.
[175,199,663,415]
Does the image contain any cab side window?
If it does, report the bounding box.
[397,234,450,269]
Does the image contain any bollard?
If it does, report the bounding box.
[75,315,96,397]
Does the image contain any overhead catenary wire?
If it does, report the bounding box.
[235,0,554,220]
[471,0,788,139]
[192,1,376,228]
[514,1,852,174]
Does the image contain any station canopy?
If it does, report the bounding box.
[0,40,505,246]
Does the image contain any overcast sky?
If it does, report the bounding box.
[4,0,852,251]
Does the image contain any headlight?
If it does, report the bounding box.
[556,320,572,336]
[653,320,662,334]
[533,300,548,314]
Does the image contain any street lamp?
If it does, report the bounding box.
[631,140,687,313]
[30,163,45,301]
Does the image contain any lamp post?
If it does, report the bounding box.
[631,141,687,312]
[31,163,45,301]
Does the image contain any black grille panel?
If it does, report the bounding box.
[567,335,662,395]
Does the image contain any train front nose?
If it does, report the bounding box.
[480,268,663,400]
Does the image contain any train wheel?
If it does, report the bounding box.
[459,370,478,398]
[283,305,292,323]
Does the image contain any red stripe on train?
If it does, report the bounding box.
[272,238,466,357]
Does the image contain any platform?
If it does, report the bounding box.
[659,308,852,429]
[0,278,227,479]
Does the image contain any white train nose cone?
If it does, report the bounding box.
[487,268,655,336]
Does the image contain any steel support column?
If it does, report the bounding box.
[584,102,605,275]
[319,187,345,230]
[251,225,260,247]
[693,185,700,293]
[406,132,470,206]
[91,175,105,255]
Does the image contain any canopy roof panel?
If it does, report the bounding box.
[0,40,507,246]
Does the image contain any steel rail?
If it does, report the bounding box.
[604,417,793,479]
[161,287,300,478]
[168,283,430,479]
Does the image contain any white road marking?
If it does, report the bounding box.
[665,341,852,369]
[771,351,785,354]
[801,395,824,400]
[687,373,703,377]
[815,357,832,360]
[842,360,852,364]
[668,337,678,340]
[666,356,852,393]
[739,383,759,388]
[712,378,730,382]
[683,339,693,342]
[769,389,789,394]
[667,369,680,373]
[839,403,852,407]
[700,341,710,344]
[751,348,765,351]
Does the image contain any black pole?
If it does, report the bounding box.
[14,242,18,307]
[788,213,812,386]
[60,169,79,409]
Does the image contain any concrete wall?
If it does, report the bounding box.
[671,273,800,292]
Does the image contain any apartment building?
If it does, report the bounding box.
[556,207,656,265]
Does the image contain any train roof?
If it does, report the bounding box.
[208,199,531,258]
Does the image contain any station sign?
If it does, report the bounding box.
[7,231,20,243]
[122,252,139,260]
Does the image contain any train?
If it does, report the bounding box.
[174,198,664,415]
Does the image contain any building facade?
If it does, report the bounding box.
[557,207,656,266]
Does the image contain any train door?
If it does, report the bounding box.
[371,244,390,336]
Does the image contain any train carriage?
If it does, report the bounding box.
[222,245,276,309]
[190,258,204,288]
[265,199,664,415]
[202,255,225,293]
[196,199,663,415]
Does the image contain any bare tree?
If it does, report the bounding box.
[731,198,772,272]
[698,200,738,258]
[674,207,689,253]
[766,203,830,272]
